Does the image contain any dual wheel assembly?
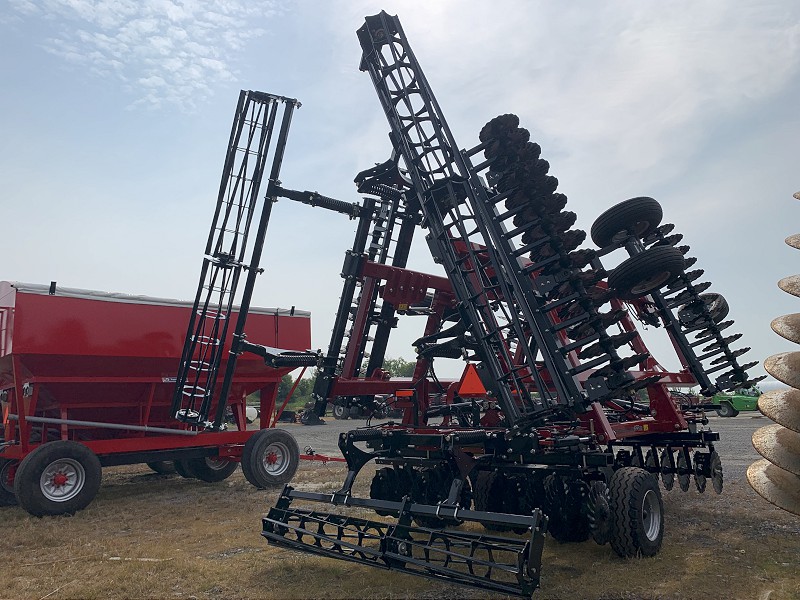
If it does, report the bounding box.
[0,429,300,516]
[472,466,664,558]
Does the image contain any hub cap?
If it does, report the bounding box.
[40,458,85,502]
[263,442,290,476]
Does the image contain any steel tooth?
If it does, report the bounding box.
[765,352,800,389]
[710,347,750,365]
[771,313,800,345]
[691,319,733,338]
[785,234,800,250]
[643,223,675,245]
[740,375,767,388]
[752,424,800,476]
[747,459,800,516]
[676,245,691,255]
[683,256,698,268]
[654,233,684,247]
[702,333,743,353]
[778,275,800,298]
[759,389,800,431]
[667,281,712,302]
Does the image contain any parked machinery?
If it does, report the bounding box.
[173,13,763,598]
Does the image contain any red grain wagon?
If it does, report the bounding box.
[0,281,311,516]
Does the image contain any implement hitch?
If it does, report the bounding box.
[263,486,547,597]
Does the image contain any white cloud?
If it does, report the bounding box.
[7,0,282,109]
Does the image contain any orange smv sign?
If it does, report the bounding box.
[457,364,487,397]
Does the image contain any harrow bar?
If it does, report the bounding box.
[263,487,546,597]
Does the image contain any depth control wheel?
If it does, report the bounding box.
[14,441,102,517]
[608,246,685,301]
[591,197,663,248]
[609,467,664,558]
[241,429,299,488]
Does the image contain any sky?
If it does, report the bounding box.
[1,0,799,388]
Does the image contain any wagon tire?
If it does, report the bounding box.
[608,246,685,300]
[13,441,101,517]
[241,429,299,489]
[609,467,664,558]
[0,459,18,506]
[185,457,238,483]
[591,197,663,248]
[173,460,194,479]
[146,461,176,475]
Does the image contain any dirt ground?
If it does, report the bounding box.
[1,417,798,600]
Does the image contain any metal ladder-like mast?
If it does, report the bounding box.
[357,12,639,425]
[171,91,299,429]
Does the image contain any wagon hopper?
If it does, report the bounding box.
[0,281,310,516]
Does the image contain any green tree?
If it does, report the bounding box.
[382,357,416,377]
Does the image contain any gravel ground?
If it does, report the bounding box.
[279,411,769,482]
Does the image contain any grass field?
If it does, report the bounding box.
[1,461,798,600]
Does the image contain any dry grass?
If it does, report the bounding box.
[0,463,798,600]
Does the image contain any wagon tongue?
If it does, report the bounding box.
[262,486,546,598]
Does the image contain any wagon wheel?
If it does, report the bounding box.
[609,467,664,558]
[146,461,176,475]
[173,460,195,479]
[240,429,299,488]
[608,246,685,301]
[13,441,102,517]
[185,456,238,483]
[590,197,663,248]
[0,459,18,506]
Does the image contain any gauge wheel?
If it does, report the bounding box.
[241,429,300,488]
[591,196,663,248]
[14,441,102,517]
[608,246,685,301]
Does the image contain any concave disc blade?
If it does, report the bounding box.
[765,352,800,389]
[778,275,800,298]
[786,234,800,250]
[752,424,800,476]
[771,313,800,345]
[759,388,800,431]
[747,459,800,516]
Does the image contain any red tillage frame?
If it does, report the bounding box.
[0,281,310,464]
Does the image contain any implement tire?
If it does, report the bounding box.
[609,467,664,558]
[14,441,101,517]
[241,429,299,488]
[146,461,176,475]
[609,246,685,301]
[591,197,663,248]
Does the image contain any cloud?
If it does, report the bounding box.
[7,0,282,110]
